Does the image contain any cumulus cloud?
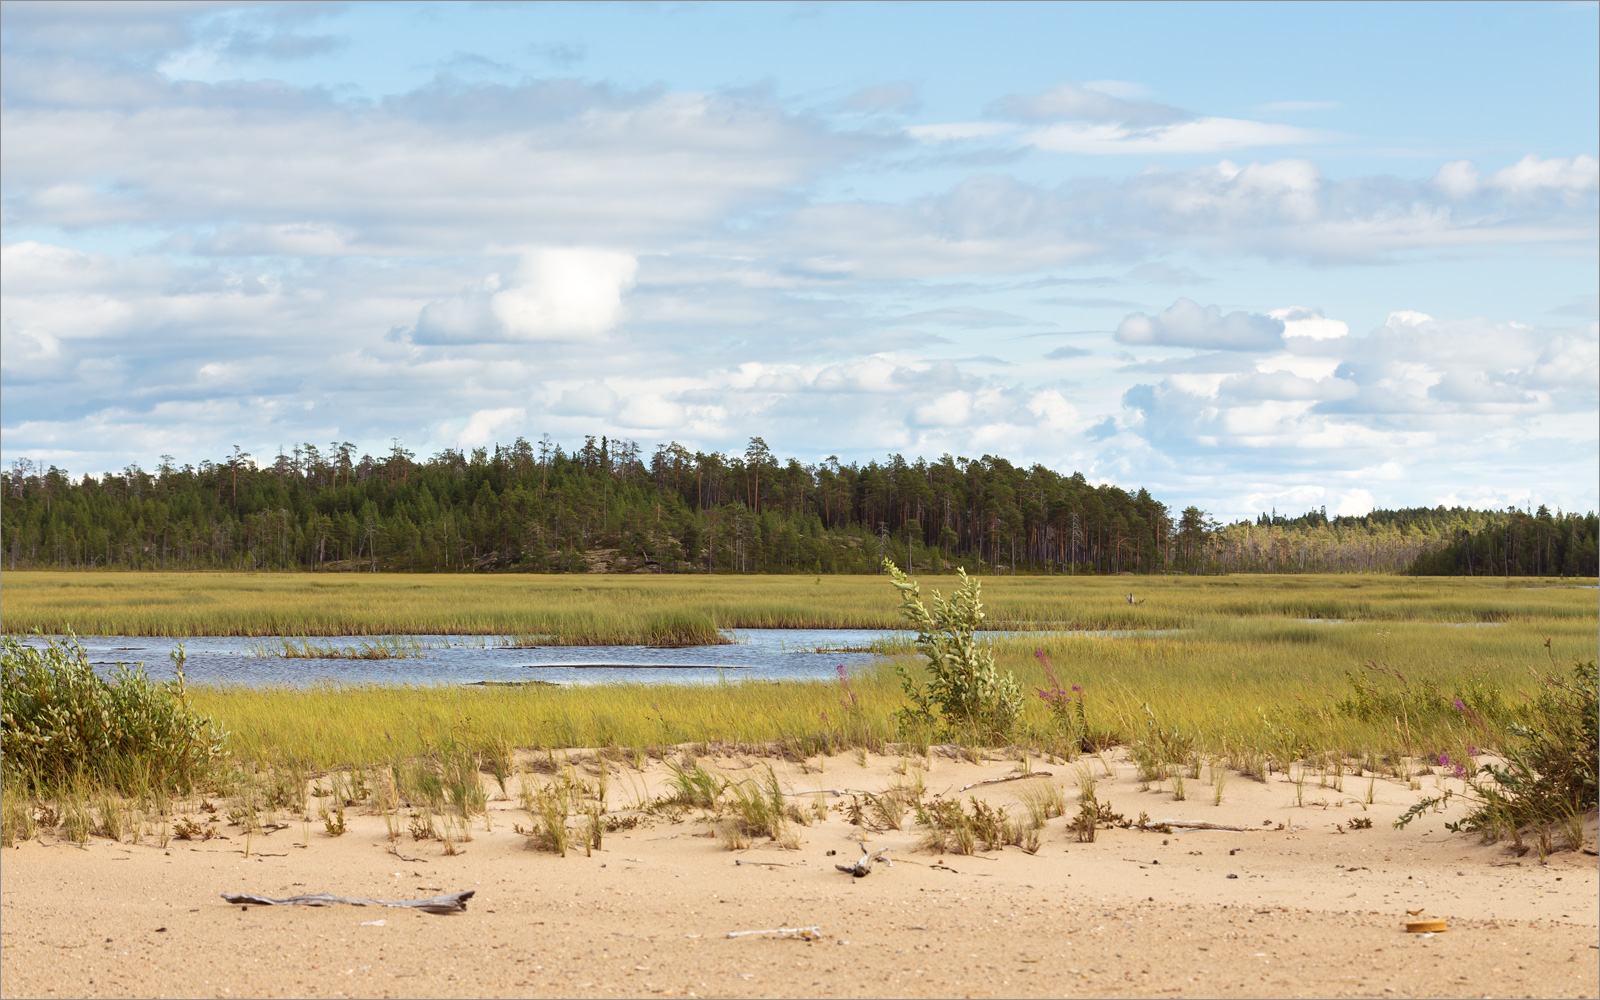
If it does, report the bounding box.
[1334,489,1374,517]
[490,249,638,341]
[1433,155,1599,204]
[912,390,973,426]
[1271,306,1348,340]
[456,407,525,449]
[1116,299,1285,351]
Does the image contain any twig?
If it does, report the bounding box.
[726,926,822,940]
[782,788,853,797]
[387,844,429,863]
[957,772,1054,792]
[735,859,798,867]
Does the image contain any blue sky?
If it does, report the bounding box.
[2,1,1596,519]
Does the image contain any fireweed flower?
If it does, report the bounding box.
[835,665,858,707]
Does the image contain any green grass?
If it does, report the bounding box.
[3,571,1595,845]
[3,570,1595,638]
[179,615,1597,774]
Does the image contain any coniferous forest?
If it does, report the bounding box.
[3,437,1595,576]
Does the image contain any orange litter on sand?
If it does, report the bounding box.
[1406,919,1448,933]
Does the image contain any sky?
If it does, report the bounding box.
[2,1,1596,521]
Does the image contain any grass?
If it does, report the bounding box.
[2,571,1595,856]
[3,570,1595,638]
[157,611,1596,775]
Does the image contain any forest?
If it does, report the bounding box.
[2,436,1594,577]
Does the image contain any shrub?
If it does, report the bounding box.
[884,560,1023,742]
[1,633,227,793]
[1396,657,1597,849]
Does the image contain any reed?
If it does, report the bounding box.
[6,571,1594,639]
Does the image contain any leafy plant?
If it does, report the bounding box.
[884,561,1023,742]
[1397,658,1597,850]
[1,634,227,793]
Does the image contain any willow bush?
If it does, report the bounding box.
[1,633,228,793]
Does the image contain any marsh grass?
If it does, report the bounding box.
[252,637,434,659]
[1212,763,1229,806]
[1018,779,1067,828]
[5,572,1595,855]
[8,571,1594,638]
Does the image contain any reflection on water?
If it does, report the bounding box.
[19,627,1177,689]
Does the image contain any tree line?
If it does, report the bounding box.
[2,437,1593,577]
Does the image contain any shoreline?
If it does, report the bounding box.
[2,746,1594,999]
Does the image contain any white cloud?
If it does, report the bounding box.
[991,82,1187,126]
[457,407,524,449]
[1025,117,1326,155]
[1116,299,1285,351]
[1243,484,1326,512]
[1490,154,1599,202]
[1334,489,1374,517]
[553,384,620,417]
[1270,307,1348,341]
[617,394,686,429]
[490,248,638,341]
[913,390,972,426]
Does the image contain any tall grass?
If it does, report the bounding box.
[4,571,1594,638]
[179,616,1596,774]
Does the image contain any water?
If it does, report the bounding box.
[20,627,1176,689]
[25,630,890,688]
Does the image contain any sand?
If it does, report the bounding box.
[2,748,1595,999]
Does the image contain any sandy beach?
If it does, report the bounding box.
[2,749,1595,1000]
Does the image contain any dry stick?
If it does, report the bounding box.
[957,772,1055,792]
[836,848,893,877]
[221,890,474,915]
[726,926,822,940]
[1147,820,1266,832]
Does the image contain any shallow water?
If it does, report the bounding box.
[22,627,1175,688]
[28,630,888,688]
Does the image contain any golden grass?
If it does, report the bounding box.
[188,616,1596,771]
[5,570,1592,774]
[4,570,1595,638]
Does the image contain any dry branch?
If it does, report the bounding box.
[221,890,474,914]
[1147,820,1263,832]
[957,772,1054,792]
[836,847,892,877]
[727,926,822,940]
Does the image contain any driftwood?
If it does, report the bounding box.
[221,890,474,914]
[836,847,892,878]
[957,772,1054,792]
[727,926,822,940]
[1147,820,1262,832]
